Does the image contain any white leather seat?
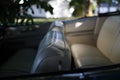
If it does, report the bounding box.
[71,44,112,67]
[71,16,120,68]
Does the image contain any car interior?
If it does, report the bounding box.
[0,11,120,78]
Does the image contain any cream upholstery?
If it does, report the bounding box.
[94,17,107,40]
[71,16,120,67]
[64,17,96,33]
[67,34,96,46]
[65,17,97,47]
[97,16,120,63]
[71,44,112,67]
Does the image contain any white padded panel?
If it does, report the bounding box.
[65,18,96,33]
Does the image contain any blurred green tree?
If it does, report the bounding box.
[69,0,98,17]
[69,0,95,17]
[0,0,53,26]
[69,0,85,17]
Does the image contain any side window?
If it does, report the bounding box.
[97,0,119,14]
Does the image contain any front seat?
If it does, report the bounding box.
[31,30,71,73]
[71,16,120,68]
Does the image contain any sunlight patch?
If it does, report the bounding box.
[75,22,83,28]
[19,0,24,4]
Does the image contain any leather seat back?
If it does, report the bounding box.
[97,16,120,63]
[31,30,71,73]
[94,17,107,39]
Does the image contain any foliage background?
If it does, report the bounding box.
[0,0,53,26]
[0,0,120,26]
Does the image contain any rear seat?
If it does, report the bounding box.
[0,22,71,76]
[71,16,120,68]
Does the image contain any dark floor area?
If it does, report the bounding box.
[0,22,52,65]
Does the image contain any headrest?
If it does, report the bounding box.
[49,21,64,31]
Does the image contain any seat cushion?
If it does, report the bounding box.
[0,48,36,73]
[71,44,112,68]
